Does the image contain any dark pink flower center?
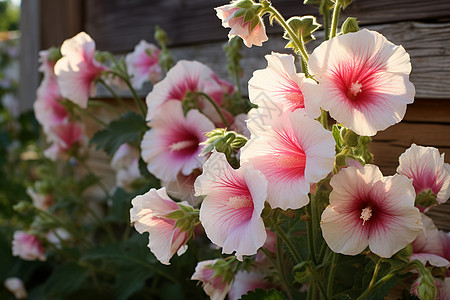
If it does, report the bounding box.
[285,91,305,110]
[168,76,199,101]
[167,131,200,158]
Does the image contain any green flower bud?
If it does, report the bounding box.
[341,17,359,34]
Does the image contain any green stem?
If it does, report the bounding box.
[261,248,293,300]
[319,109,329,130]
[369,258,383,290]
[263,6,310,63]
[318,242,328,264]
[195,92,230,128]
[306,204,317,265]
[275,236,294,300]
[105,71,146,117]
[323,6,331,41]
[72,103,108,127]
[78,159,111,200]
[330,2,342,39]
[272,213,302,263]
[326,252,338,298]
[356,270,399,300]
[98,79,129,112]
[317,282,329,300]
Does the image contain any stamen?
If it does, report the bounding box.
[349,81,363,97]
[285,91,304,108]
[276,154,305,169]
[227,195,253,209]
[360,206,372,225]
[169,140,197,152]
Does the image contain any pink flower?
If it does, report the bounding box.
[303,29,415,136]
[162,171,203,207]
[26,187,53,211]
[12,231,46,261]
[38,49,57,77]
[228,269,271,300]
[44,121,85,160]
[195,151,267,260]
[191,259,232,300]
[249,52,314,113]
[397,144,450,206]
[240,108,335,210]
[215,3,268,47]
[411,214,450,267]
[145,60,230,126]
[141,100,214,182]
[34,75,68,134]
[4,278,27,299]
[54,32,107,108]
[130,187,189,265]
[125,40,162,89]
[439,231,450,262]
[111,144,140,170]
[255,229,277,263]
[321,164,423,258]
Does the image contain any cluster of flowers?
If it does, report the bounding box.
[9,0,450,299]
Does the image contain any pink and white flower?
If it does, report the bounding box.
[321,164,423,258]
[215,3,268,47]
[44,121,85,161]
[303,29,415,136]
[111,144,142,190]
[195,151,267,260]
[141,100,214,182]
[54,32,107,108]
[130,187,190,265]
[228,269,272,300]
[240,108,335,210]
[397,144,450,206]
[191,259,232,300]
[162,171,203,207]
[4,278,27,299]
[26,187,53,211]
[249,52,314,113]
[145,60,232,126]
[411,214,450,267]
[12,231,46,261]
[125,40,162,89]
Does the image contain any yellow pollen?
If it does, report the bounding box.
[169,140,196,152]
[360,206,372,225]
[349,81,363,97]
[227,195,253,209]
[276,154,305,168]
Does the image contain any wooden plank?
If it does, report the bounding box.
[19,0,40,113]
[40,0,84,49]
[84,0,450,52]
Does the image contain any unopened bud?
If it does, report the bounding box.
[341,17,359,34]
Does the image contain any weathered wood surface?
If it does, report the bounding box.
[19,0,40,113]
[85,0,450,52]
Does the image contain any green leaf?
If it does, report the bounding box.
[90,112,148,156]
[43,263,88,297]
[116,264,154,300]
[241,288,286,299]
[283,16,321,51]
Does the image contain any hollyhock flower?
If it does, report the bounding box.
[439,231,450,262]
[191,259,232,300]
[38,49,57,78]
[46,228,71,248]
[34,76,68,134]
[111,143,140,170]
[26,187,53,211]
[116,159,141,191]
[130,187,190,265]
[215,3,268,47]
[228,269,271,300]
[194,151,267,260]
[44,121,85,161]
[12,231,46,261]
[125,40,162,89]
[240,107,335,210]
[249,52,314,113]
[4,278,27,299]
[162,171,203,207]
[397,144,450,206]
[54,32,107,108]
[303,29,415,136]
[141,100,214,182]
[321,164,423,258]
[145,60,231,126]
[411,214,449,267]
[411,277,450,300]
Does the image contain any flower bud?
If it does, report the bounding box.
[341,17,359,34]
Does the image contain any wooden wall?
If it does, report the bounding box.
[23,0,450,229]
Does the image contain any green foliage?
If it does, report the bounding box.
[284,16,321,50]
[0,0,20,31]
[43,263,89,298]
[241,288,286,299]
[90,112,148,156]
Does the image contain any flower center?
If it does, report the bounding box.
[347,81,363,100]
[360,206,372,225]
[227,195,253,209]
[169,140,197,153]
[276,154,306,169]
[285,91,305,109]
